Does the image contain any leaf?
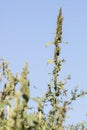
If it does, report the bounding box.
[45,42,54,47]
[32,97,42,104]
[47,59,54,64]
[58,85,64,89]
[0,99,9,109]
[0,101,8,110]
[65,115,70,119]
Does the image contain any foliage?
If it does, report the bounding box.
[0,8,87,130]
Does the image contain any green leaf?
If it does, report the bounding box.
[0,101,8,110]
[47,59,54,64]
[32,97,42,103]
[58,85,64,89]
[45,42,54,47]
[65,115,70,119]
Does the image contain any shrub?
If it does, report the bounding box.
[0,8,87,130]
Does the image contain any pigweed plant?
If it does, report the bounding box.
[0,8,87,130]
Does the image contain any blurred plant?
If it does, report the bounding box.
[0,8,87,130]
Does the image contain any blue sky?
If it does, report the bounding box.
[0,0,87,125]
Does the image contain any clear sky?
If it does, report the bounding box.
[0,0,87,125]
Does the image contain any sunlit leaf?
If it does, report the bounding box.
[45,42,54,47]
[47,59,54,64]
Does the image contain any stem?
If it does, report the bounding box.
[53,8,63,97]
